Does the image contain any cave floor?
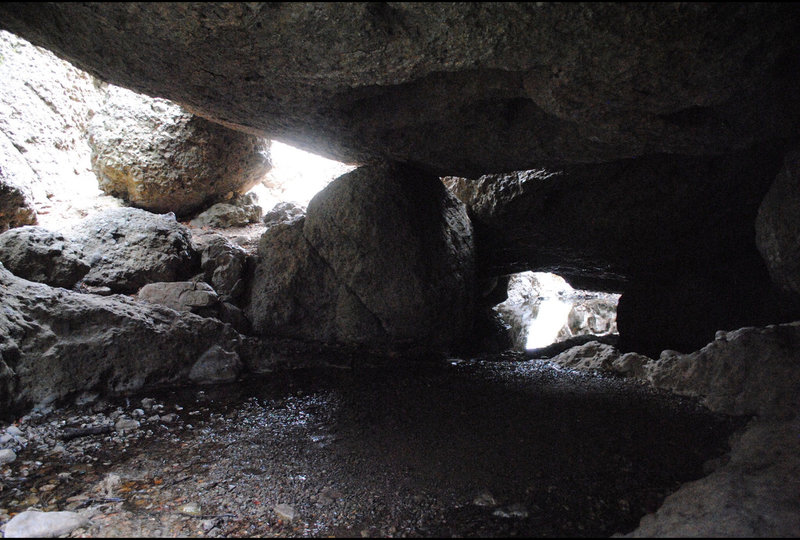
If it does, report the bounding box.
[0,356,745,538]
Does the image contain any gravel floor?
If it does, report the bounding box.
[0,355,745,537]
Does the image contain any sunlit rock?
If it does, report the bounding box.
[89,85,271,218]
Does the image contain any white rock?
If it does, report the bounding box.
[2,510,89,538]
[114,418,140,432]
[273,503,297,522]
[0,448,16,464]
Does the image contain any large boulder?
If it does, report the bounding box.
[0,263,247,417]
[2,4,798,176]
[0,131,38,232]
[0,226,89,288]
[88,85,271,217]
[246,163,476,352]
[756,147,800,300]
[68,208,197,294]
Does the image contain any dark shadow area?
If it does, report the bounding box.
[0,357,745,537]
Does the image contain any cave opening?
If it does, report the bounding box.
[494,271,620,352]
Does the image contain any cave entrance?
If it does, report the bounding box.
[247,140,356,211]
[494,271,620,351]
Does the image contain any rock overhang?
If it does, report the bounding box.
[1,2,799,176]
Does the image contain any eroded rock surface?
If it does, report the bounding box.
[2,4,798,175]
[69,208,197,294]
[0,131,38,232]
[136,281,219,317]
[189,193,262,229]
[89,86,271,218]
[0,226,88,288]
[247,163,475,352]
[192,232,249,302]
[0,264,247,416]
[756,147,800,300]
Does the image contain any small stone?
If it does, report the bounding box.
[6,426,23,437]
[273,503,296,522]
[0,434,13,445]
[2,510,89,538]
[132,408,145,417]
[177,502,202,516]
[114,418,140,432]
[39,483,57,492]
[141,398,156,411]
[472,491,498,507]
[159,413,177,424]
[0,448,17,464]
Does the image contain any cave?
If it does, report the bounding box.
[0,3,799,538]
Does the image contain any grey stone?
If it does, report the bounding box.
[137,281,219,315]
[626,418,800,537]
[6,425,22,437]
[189,346,242,385]
[246,163,476,352]
[89,85,271,218]
[0,263,249,416]
[2,510,89,538]
[273,503,297,522]
[68,207,197,294]
[0,226,89,288]
[756,147,800,299]
[189,193,263,229]
[263,201,305,228]
[0,448,16,464]
[114,418,140,432]
[193,232,248,301]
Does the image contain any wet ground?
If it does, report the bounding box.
[0,356,745,537]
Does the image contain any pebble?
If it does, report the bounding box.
[0,433,13,445]
[141,398,156,410]
[7,426,24,437]
[178,502,202,516]
[492,503,529,519]
[114,418,140,432]
[273,503,297,522]
[2,510,89,538]
[473,491,498,507]
[0,448,17,464]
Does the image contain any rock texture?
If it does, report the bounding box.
[263,201,305,228]
[2,510,89,538]
[0,264,248,417]
[192,232,248,302]
[136,281,219,317]
[756,147,800,300]
[626,417,800,538]
[189,193,262,229]
[0,30,117,229]
[89,85,271,218]
[247,163,476,352]
[69,208,197,294]
[0,226,89,288]
[2,4,799,176]
[0,131,38,232]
